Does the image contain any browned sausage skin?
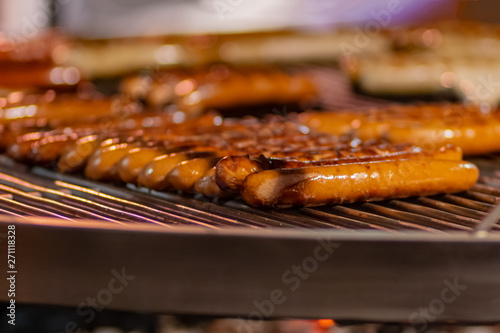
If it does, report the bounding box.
[299,104,500,155]
[166,157,221,192]
[137,151,218,190]
[241,159,478,208]
[85,143,139,181]
[117,147,165,184]
[195,167,233,198]
[215,144,462,193]
[58,135,103,173]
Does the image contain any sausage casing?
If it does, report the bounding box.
[195,167,233,198]
[137,151,217,190]
[117,147,164,184]
[240,159,479,207]
[85,143,138,181]
[166,157,221,192]
[58,135,102,173]
[216,145,463,192]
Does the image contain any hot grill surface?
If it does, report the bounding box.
[0,154,498,232]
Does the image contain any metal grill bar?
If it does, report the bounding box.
[414,196,486,220]
[473,202,500,236]
[301,207,394,231]
[386,199,481,228]
[0,191,73,219]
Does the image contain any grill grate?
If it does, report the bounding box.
[0,154,498,233]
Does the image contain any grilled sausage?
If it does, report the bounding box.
[297,112,365,136]
[0,126,36,151]
[58,134,145,174]
[6,131,48,162]
[215,156,263,192]
[216,145,463,192]
[8,127,96,163]
[194,167,233,198]
[178,70,317,113]
[85,143,139,181]
[58,135,103,173]
[299,105,500,155]
[137,151,217,190]
[117,147,165,184]
[0,96,132,126]
[387,124,500,156]
[30,134,78,164]
[166,157,221,192]
[240,159,479,207]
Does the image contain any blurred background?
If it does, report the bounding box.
[1,0,499,39]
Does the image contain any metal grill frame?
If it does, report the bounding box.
[2,216,500,323]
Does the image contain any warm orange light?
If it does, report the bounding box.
[317,319,335,329]
[175,79,196,96]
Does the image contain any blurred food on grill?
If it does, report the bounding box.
[0,91,143,162]
[0,31,81,90]
[343,53,500,105]
[299,103,500,155]
[120,65,318,117]
[4,19,499,105]
[341,20,500,105]
[389,20,500,57]
[65,30,389,78]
